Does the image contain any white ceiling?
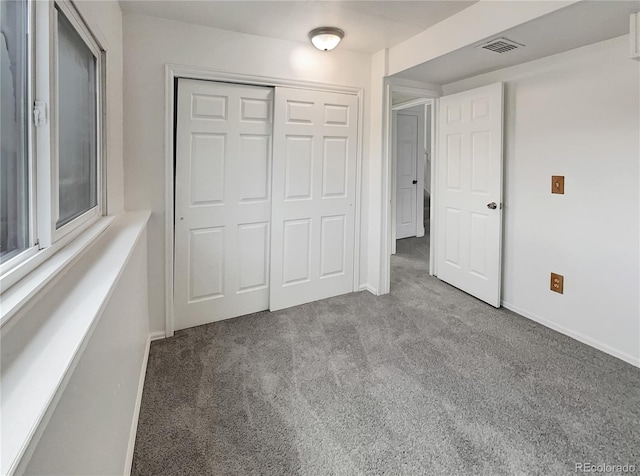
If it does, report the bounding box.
[118,0,476,54]
[119,0,640,82]
[394,0,640,85]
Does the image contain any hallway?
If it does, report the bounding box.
[392,192,430,289]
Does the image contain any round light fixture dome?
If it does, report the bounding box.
[308,27,344,51]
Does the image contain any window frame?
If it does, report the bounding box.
[0,0,106,290]
[48,0,104,244]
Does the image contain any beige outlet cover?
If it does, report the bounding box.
[552,176,565,194]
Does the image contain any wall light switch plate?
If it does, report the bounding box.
[552,176,565,194]
[550,273,564,294]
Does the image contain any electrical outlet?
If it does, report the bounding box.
[552,176,565,194]
[550,273,564,294]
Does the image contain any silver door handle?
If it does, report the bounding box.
[487,202,497,209]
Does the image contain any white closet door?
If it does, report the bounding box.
[174,79,273,330]
[436,82,504,307]
[270,87,358,311]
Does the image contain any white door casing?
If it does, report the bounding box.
[174,79,273,330]
[436,82,504,307]
[395,111,420,240]
[270,87,358,311]
[424,105,432,196]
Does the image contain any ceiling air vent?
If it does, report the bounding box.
[478,37,524,54]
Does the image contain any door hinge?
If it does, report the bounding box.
[33,101,47,127]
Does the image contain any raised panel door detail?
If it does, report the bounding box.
[469,213,488,279]
[282,219,311,285]
[320,215,346,278]
[285,135,313,200]
[400,189,413,224]
[189,227,224,302]
[398,116,416,135]
[322,137,348,198]
[444,208,461,267]
[400,141,415,175]
[446,134,462,191]
[324,104,349,126]
[286,100,314,124]
[239,134,271,202]
[447,104,462,123]
[237,222,269,292]
[472,97,491,120]
[191,94,227,120]
[190,133,225,206]
[241,97,272,123]
[471,131,490,194]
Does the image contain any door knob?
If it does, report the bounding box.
[487,202,497,209]
[412,180,418,184]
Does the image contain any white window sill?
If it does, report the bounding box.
[0,217,114,329]
[0,210,151,476]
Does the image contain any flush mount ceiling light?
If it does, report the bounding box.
[309,27,344,51]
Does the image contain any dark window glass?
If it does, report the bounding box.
[56,7,97,228]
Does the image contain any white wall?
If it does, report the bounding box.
[23,230,150,475]
[366,49,388,295]
[122,13,373,334]
[444,36,640,365]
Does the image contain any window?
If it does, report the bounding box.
[56,6,98,228]
[1,0,31,265]
[0,0,103,281]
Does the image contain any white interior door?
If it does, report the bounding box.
[395,111,419,240]
[270,87,358,311]
[436,82,504,307]
[174,79,273,330]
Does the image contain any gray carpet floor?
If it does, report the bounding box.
[133,194,639,475]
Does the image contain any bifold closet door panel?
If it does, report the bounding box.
[270,87,358,311]
[174,79,274,330]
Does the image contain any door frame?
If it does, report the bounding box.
[164,64,364,337]
[380,83,438,294]
[391,103,426,253]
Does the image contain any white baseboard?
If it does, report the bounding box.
[358,284,379,295]
[502,301,640,368]
[149,330,166,341]
[124,335,151,476]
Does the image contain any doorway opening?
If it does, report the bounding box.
[382,82,505,306]
[390,94,434,290]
